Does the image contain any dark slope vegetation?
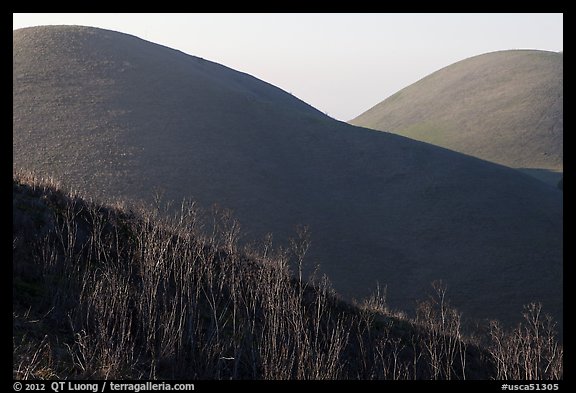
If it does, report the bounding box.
[13,174,562,379]
[350,50,563,186]
[13,26,562,331]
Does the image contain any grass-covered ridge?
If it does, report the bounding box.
[13,172,562,380]
[14,26,563,329]
[350,50,563,186]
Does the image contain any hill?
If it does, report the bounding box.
[350,50,563,186]
[13,26,563,331]
[13,173,562,379]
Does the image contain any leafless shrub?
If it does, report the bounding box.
[488,303,563,380]
[13,334,57,380]
[12,174,563,380]
[415,280,466,380]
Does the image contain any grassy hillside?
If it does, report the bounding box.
[13,26,563,331]
[13,173,562,380]
[350,50,563,185]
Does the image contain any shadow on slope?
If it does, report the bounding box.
[516,168,563,188]
[13,26,563,334]
[13,173,562,380]
[350,50,563,179]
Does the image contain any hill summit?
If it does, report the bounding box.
[14,26,563,329]
[350,50,563,185]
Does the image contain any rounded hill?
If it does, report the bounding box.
[350,50,563,184]
[14,26,563,330]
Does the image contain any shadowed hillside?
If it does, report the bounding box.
[13,26,563,331]
[350,50,563,186]
[13,173,562,380]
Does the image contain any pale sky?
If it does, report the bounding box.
[13,13,563,121]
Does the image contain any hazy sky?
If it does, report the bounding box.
[13,13,563,121]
